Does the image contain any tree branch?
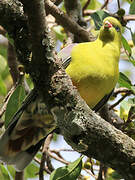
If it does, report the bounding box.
[64,0,87,42]
[39,134,54,180]
[0,26,6,36]
[45,0,91,42]
[0,0,30,67]
[15,171,24,180]
[82,0,91,11]
[8,43,19,84]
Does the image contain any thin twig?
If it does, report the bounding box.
[83,11,135,23]
[84,168,97,178]
[97,163,107,180]
[34,157,52,174]
[39,134,53,180]
[48,149,69,165]
[82,0,91,11]
[39,145,46,180]
[100,0,109,10]
[50,148,74,153]
[51,149,64,159]
[83,9,98,16]
[117,0,120,9]
[44,134,54,172]
[113,88,133,97]
[45,0,91,42]
[109,93,130,110]
[46,155,54,172]
[124,15,135,21]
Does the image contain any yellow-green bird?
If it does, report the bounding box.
[60,16,122,111]
[0,17,122,171]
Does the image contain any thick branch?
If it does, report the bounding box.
[0,0,30,67]
[8,43,19,84]
[64,0,87,42]
[64,0,82,22]
[45,0,91,42]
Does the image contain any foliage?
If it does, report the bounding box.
[50,156,83,180]
[5,84,26,128]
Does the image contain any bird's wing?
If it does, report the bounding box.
[92,90,114,112]
[58,43,77,69]
[0,44,77,171]
[59,43,113,112]
[0,89,56,171]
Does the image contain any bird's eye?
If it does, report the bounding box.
[115,26,120,32]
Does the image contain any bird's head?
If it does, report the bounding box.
[99,17,122,46]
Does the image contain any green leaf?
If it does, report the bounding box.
[120,100,132,120]
[131,31,135,46]
[25,75,34,89]
[118,72,132,89]
[111,171,123,179]
[7,165,15,179]
[128,97,135,105]
[0,45,7,59]
[24,161,39,179]
[121,33,135,66]
[129,0,135,14]
[130,57,135,66]
[36,152,42,160]
[50,156,83,180]
[122,36,132,56]
[53,26,66,42]
[0,165,11,180]
[5,84,26,128]
[91,10,110,30]
[0,54,7,74]
[131,86,135,94]
[53,132,58,142]
[0,75,7,95]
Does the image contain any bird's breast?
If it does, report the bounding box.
[66,50,119,108]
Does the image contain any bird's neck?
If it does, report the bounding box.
[98,28,121,50]
[98,34,121,51]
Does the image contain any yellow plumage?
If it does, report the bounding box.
[66,17,122,109]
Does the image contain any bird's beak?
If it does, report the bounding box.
[104,20,113,29]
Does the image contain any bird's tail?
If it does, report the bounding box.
[0,89,56,171]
